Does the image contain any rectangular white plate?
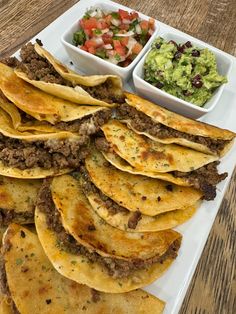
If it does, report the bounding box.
[12,0,236,313]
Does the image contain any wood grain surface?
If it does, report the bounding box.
[0,0,235,313]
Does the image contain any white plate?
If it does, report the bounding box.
[12,0,236,313]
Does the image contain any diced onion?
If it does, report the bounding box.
[101,28,109,34]
[135,24,142,34]
[148,29,154,35]
[107,31,114,36]
[90,11,97,17]
[122,18,131,24]
[111,18,121,27]
[116,31,135,37]
[104,44,113,49]
[94,37,104,46]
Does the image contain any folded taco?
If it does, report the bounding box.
[116,93,235,156]
[6,41,124,107]
[0,107,90,178]
[96,122,228,200]
[82,176,199,232]
[0,224,165,313]
[0,63,111,124]
[35,177,181,293]
[85,149,202,216]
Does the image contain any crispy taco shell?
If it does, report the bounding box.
[0,63,108,124]
[85,149,202,216]
[101,120,218,173]
[2,224,165,313]
[51,174,179,259]
[86,188,199,232]
[124,93,235,156]
[14,43,122,107]
[102,150,191,186]
[35,208,180,293]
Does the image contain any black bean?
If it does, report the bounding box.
[174,51,182,60]
[155,81,164,89]
[185,41,192,48]
[169,40,178,47]
[192,49,200,57]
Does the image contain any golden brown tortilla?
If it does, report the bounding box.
[101,120,218,173]
[51,174,180,258]
[35,208,181,293]
[0,63,109,124]
[85,149,202,216]
[3,224,165,313]
[14,43,122,107]
[124,92,235,156]
[86,188,199,232]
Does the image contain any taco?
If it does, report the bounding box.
[0,224,165,313]
[0,63,111,124]
[0,107,82,178]
[98,145,227,200]
[6,41,124,107]
[35,178,181,293]
[82,177,199,232]
[85,149,202,216]
[115,93,235,156]
[0,176,41,226]
[101,120,218,173]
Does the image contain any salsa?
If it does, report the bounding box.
[73,7,155,67]
[144,37,227,106]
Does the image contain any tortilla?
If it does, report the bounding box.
[35,207,180,293]
[0,176,41,226]
[0,92,21,129]
[0,294,12,314]
[14,42,122,107]
[101,120,218,173]
[85,149,202,216]
[86,187,199,232]
[124,92,235,156]
[51,174,180,259]
[102,150,191,186]
[2,224,165,313]
[0,63,109,124]
[0,107,81,141]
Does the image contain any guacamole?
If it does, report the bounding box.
[144,37,227,106]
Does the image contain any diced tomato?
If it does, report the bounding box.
[105,14,112,25]
[113,39,122,49]
[84,29,93,37]
[85,39,97,49]
[118,9,130,20]
[115,46,126,56]
[82,17,98,30]
[102,34,113,44]
[149,17,155,30]
[97,20,108,30]
[120,37,129,46]
[120,23,129,31]
[130,11,139,20]
[80,45,88,52]
[132,42,143,54]
[88,47,96,54]
[140,20,149,31]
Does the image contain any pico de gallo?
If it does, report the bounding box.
[72,7,155,67]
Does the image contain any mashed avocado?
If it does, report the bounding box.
[144,37,227,106]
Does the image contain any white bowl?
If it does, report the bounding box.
[133,32,232,119]
[61,1,159,81]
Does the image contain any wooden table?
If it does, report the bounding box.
[0,0,235,312]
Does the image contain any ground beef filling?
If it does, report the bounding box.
[0,209,34,226]
[0,110,111,170]
[0,133,89,170]
[37,180,180,279]
[0,257,20,314]
[115,104,229,154]
[95,137,227,200]
[6,41,124,104]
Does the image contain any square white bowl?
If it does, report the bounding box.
[61,1,159,81]
[133,32,232,119]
